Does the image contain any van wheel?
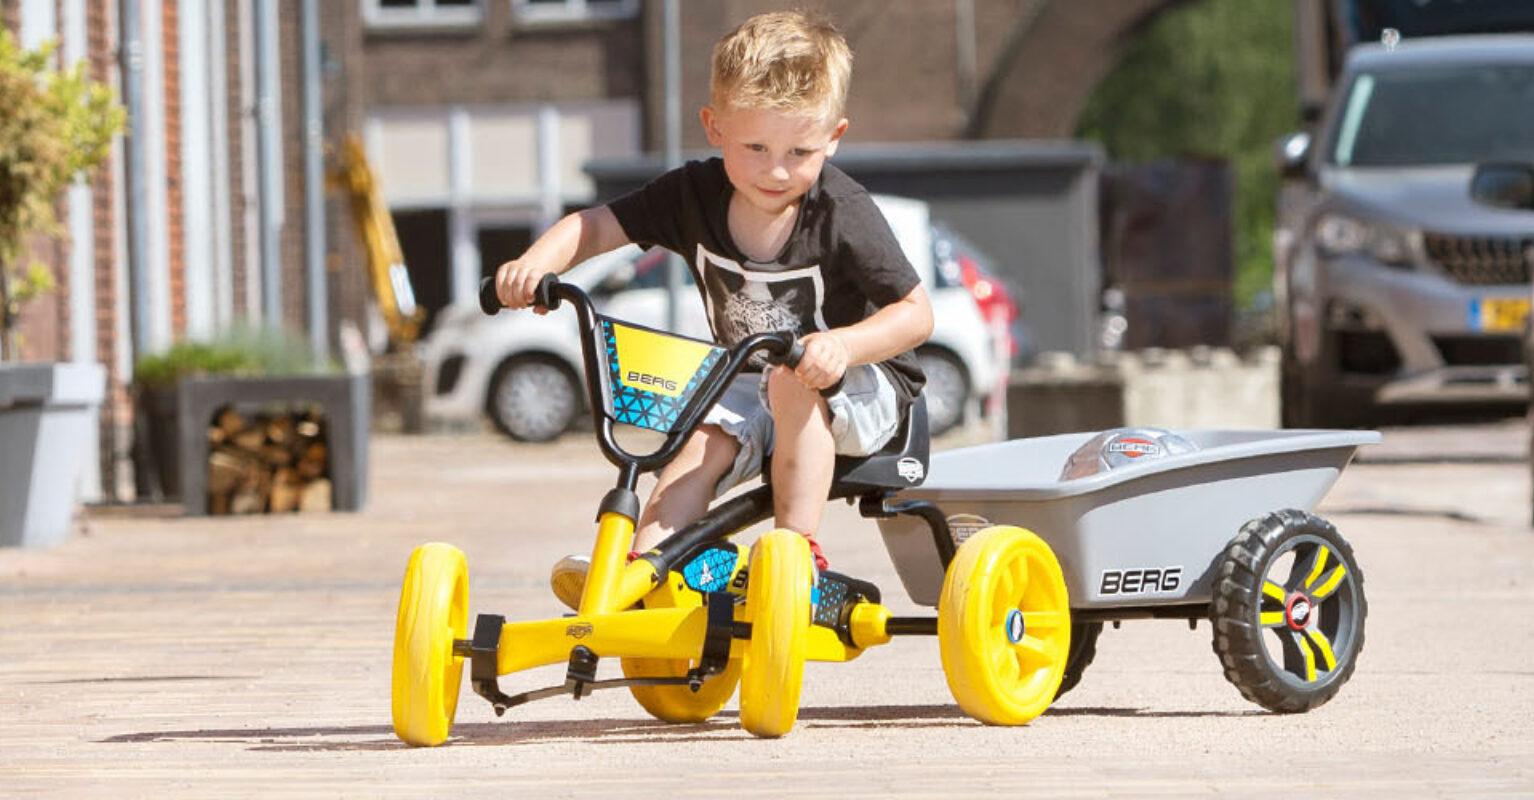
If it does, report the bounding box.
[487,355,581,442]
[916,347,968,437]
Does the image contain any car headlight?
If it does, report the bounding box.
[1314,214,1414,267]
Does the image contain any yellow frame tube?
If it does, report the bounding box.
[493,505,897,679]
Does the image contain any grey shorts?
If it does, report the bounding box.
[703,364,902,496]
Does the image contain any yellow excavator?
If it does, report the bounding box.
[333,133,426,430]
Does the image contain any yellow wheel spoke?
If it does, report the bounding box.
[1312,565,1347,599]
[1262,581,1287,603]
[996,566,1017,603]
[1304,546,1331,590]
[1294,631,1318,682]
[1305,628,1338,672]
[1015,634,1058,670]
[1021,610,1068,631]
[1259,611,1287,628]
[991,638,1021,680]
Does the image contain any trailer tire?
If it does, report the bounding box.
[1210,510,1366,713]
[1054,621,1101,699]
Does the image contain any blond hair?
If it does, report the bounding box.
[710,10,852,125]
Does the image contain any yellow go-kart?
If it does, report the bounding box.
[390,275,1072,746]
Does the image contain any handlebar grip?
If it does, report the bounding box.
[479,274,563,316]
[478,277,502,316]
[534,273,561,311]
[767,335,845,398]
[780,340,805,369]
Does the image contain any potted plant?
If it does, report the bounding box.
[0,31,123,547]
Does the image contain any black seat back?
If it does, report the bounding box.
[829,395,931,494]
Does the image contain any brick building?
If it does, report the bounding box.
[3,0,1180,501]
[2,0,367,500]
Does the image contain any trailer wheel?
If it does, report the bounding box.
[391,543,469,746]
[1211,510,1367,713]
[738,530,814,738]
[938,526,1070,725]
[1054,621,1102,699]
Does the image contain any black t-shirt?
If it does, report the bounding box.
[607,158,925,410]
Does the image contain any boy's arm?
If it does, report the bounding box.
[792,285,934,391]
[494,205,631,310]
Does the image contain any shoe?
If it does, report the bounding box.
[550,554,590,611]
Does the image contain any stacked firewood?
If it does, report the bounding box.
[206,406,333,514]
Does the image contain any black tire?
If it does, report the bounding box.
[1210,509,1367,713]
[1054,621,1102,699]
[1281,333,1378,429]
[486,354,582,443]
[916,346,969,437]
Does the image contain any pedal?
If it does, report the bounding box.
[813,570,882,630]
[681,542,747,595]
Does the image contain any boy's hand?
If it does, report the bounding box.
[791,331,849,391]
[494,259,552,315]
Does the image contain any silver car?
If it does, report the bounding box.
[1275,35,1534,427]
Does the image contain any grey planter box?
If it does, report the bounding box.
[0,363,106,548]
[154,374,370,516]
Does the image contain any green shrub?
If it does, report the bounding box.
[133,327,339,388]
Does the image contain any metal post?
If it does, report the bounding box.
[663,0,683,332]
[301,0,328,358]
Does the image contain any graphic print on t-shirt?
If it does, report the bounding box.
[696,245,828,349]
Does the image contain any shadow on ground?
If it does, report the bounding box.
[100,703,1257,752]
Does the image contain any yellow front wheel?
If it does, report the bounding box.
[738,530,813,738]
[391,543,469,746]
[938,526,1070,725]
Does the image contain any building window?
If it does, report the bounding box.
[511,0,638,24]
[363,0,483,30]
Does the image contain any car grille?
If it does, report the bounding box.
[1423,234,1532,285]
[1431,335,1523,367]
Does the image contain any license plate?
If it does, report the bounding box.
[1471,297,1531,332]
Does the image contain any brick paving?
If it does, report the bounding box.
[3,425,1533,797]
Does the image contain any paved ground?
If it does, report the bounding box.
[3,418,1534,797]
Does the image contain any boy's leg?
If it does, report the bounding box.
[765,366,835,568]
[633,424,741,552]
[550,425,739,610]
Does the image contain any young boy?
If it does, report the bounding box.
[494,10,933,608]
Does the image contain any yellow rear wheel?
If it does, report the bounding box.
[938,526,1070,725]
[623,574,742,723]
[623,657,743,723]
[738,529,813,738]
[391,543,469,746]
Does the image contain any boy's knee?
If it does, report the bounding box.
[766,367,816,410]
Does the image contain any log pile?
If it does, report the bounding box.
[206,405,333,514]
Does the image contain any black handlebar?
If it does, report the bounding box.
[480,274,807,369]
[477,274,824,480]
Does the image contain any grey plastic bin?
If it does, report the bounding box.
[876,429,1380,608]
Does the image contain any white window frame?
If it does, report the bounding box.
[511,0,638,25]
[362,0,484,30]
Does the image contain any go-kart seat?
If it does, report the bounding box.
[761,396,931,496]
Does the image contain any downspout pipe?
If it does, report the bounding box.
[300,0,327,358]
[119,0,152,360]
[254,0,283,326]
